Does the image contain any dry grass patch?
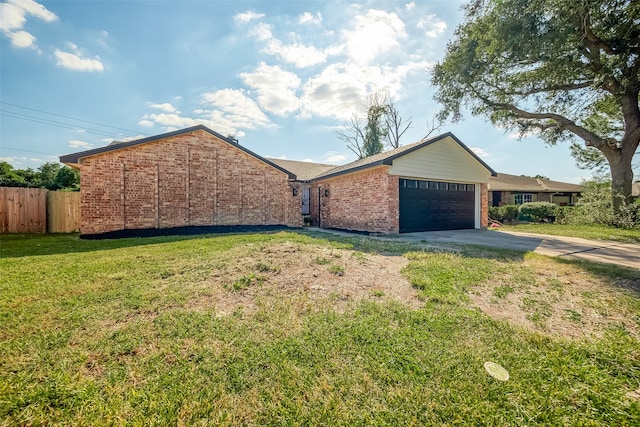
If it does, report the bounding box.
[189,242,420,317]
[470,254,640,340]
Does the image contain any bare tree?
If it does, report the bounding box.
[337,92,415,158]
[421,114,444,141]
[336,114,367,159]
[385,103,412,149]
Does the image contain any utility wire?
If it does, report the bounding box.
[0,101,143,135]
[0,110,127,138]
[1,147,59,156]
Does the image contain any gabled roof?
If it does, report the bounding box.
[59,125,296,179]
[266,158,336,182]
[312,132,497,180]
[488,173,582,193]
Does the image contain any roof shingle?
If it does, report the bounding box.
[488,173,582,193]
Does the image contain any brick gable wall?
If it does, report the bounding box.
[314,166,399,234]
[78,129,301,234]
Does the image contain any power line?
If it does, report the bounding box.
[0,110,125,138]
[1,147,59,156]
[0,101,143,135]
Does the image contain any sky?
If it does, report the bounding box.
[1,0,595,183]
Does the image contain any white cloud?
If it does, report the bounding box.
[54,48,104,72]
[265,39,328,68]
[470,147,491,159]
[417,15,447,38]
[240,62,301,115]
[249,22,272,41]
[10,0,56,22]
[299,12,322,25]
[234,10,264,24]
[425,22,447,38]
[140,89,275,138]
[342,9,406,64]
[0,0,57,49]
[140,113,203,129]
[7,29,35,48]
[299,60,431,120]
[324,153,349,164]
[248,22,328,68]
[68,140,92,149]
[405,2,416,10]
[115,134,147,143]
[149,102,179,113]
[202,88,273,130]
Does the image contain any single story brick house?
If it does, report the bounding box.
[488,173,582,207]
[61,125,496,236]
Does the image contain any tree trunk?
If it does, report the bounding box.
[607,151,634,214]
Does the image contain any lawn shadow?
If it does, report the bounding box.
[0,226,294,258]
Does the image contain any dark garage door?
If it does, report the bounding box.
[399,178,475,232]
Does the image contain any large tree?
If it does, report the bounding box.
[432,0,640,212]
[0,161,79,190]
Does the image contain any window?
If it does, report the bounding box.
[438,182,448,190]
[514,193,533,204]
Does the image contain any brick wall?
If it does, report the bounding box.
[315,166,399,234]
[78,129,301,234]
[480,183,489,228]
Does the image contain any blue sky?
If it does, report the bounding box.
[1,0,593,183]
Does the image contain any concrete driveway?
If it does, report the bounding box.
[308,228,639,269]
[399,229,640,269]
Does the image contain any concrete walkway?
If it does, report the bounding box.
[307,228,640,269]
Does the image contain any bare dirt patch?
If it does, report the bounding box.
[190,242,421,316]
[469,256,640,340]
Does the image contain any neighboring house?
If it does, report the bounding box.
[488,173,582,207]
[61,125,496,236]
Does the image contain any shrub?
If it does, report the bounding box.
[555,206,574,224]
[489,204,519,222]
[517,202,559,222]
[559,179,639,229]
[614,195,640,228]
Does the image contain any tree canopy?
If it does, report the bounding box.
[0,161,79,191]
[432,0,640,213]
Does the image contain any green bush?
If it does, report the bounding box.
[614,195,640,228]
[555,206,574,224]
[558,179,639,229]
[517,202,559,222]
[488,204,519,222]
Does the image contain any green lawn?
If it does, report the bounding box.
[497,223,640,243]
[1,232,639,425]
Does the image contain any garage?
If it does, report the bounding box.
[399,178,475,232]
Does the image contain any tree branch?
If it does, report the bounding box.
[480,95,612,150]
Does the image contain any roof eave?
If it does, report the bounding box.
[313,160,387,181]
[58,125,296,179]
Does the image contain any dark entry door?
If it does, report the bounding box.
[399,179,475,232]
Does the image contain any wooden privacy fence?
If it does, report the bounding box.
[0,187,80,234]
